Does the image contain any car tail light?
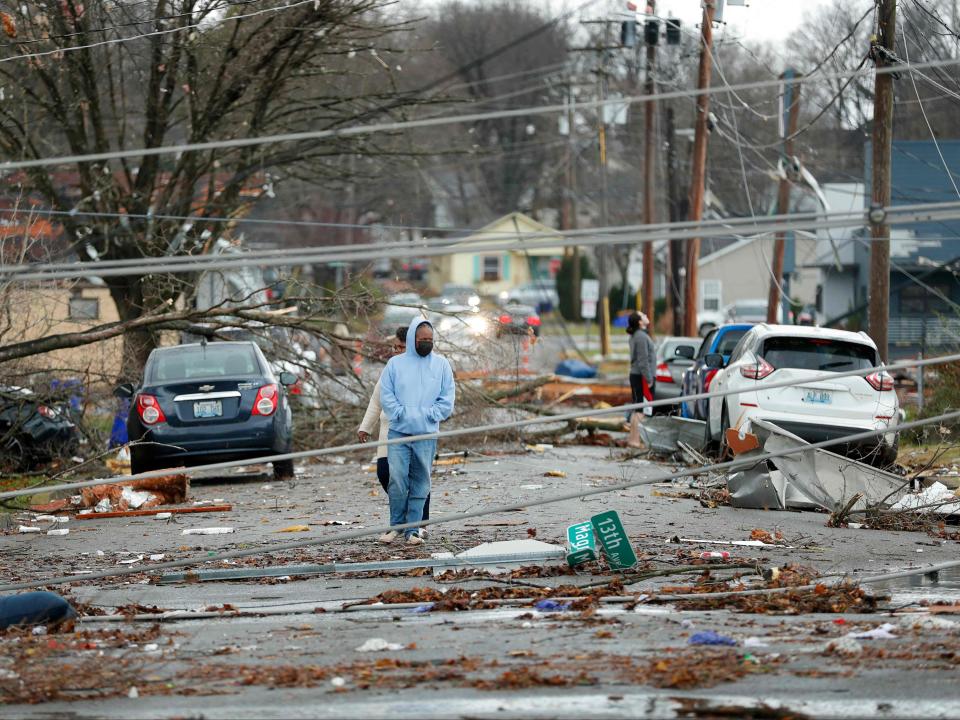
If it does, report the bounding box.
[37,405,57,419]
[865,370,894,392]
[740,357,775,380]
[704,368,719,391]
[526,316,541,327]
[252,383,278,416]
[289,379,302,396]
[499,314,512,324]
[136,394,166,425]
[655,362,673,383]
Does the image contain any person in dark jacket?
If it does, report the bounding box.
[627,312,656,446]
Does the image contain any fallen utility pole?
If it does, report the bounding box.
[869,0,897,362]
[159,549,567,584]
[682,0,716,337]
[642,0,658,334]
[767,69,802,324]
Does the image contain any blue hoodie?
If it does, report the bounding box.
[380,316,455,436]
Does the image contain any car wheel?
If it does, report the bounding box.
[876,435,900,468]
[702,413,717,455]
[718,404,732,460]
[273,458,295,480]
[130,451,155,476]
[2,435,28,472]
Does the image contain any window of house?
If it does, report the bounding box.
[482,255,501,281]
[68,296,99,320]
[900,282,952,315]
[701,279,722,311]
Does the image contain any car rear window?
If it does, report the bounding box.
[762,337,877,372]
[152,346,260,381]
[716,329,747,355]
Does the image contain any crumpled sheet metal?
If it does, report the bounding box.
[638,416,707,456]
[727,420,906,512]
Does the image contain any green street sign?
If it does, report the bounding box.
[565,521,597,567]
[591,510,638,570]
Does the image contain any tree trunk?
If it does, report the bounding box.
[108,277,160,384]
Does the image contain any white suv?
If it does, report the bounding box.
[704,324,900,465]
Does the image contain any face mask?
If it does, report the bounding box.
[416,340,433,357]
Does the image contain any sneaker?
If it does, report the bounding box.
[378,531,398,544]
[406,534,423,546]
[418,528,430,540]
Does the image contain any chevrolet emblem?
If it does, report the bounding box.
[199,384,215,392]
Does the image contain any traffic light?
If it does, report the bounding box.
[644,19,659,46]
[666,18,681,45]
[620,20,637,48]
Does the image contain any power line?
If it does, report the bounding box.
[7,201,960,282]
[0,386,957,592]
[4,56,960,172]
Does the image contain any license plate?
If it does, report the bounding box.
[803,390,832,404]
[193,400,222,418]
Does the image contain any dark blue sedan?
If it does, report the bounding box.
[680,324,752,420]
[118,341,296,479]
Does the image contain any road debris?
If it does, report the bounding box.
[181,527,234,535]
[78,474,189,513]
[688,631,737,646]
[76,505,232,520]
[355,638,405,652]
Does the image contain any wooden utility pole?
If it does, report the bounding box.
[598,60,612,356]
[766,69,802,324]
[682,1,715,338]
[562,80,581,318]
[642,0,657,335]
[869,0,896,362]
[664,105,685,336]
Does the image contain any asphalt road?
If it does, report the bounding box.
[3,445,960,718]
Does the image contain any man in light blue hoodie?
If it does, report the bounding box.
[379,316,455,545]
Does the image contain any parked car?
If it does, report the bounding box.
[0,385,79,471]
[118,341,297,479]
[653,336,703,413]
[696,310,724,337]
[723,298,782,324]
[704,324,900,465]
[496,301,541,337]
[439,284,481,309]
[498,280,559,313]
[680,324,753,419]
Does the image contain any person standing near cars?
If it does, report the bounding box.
[627,312,656,447]
[378,317,455,545]
[357,326,431,529]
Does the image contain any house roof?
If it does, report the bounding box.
[455,212,564,257]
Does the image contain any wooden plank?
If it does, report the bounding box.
[76,504,232,520]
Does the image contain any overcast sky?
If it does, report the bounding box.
[553,0,851,44]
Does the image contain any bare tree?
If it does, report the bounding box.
[0,0,421,381]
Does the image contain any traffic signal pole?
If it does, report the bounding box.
[642,0,657,335]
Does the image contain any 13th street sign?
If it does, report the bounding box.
[590,510,638,570]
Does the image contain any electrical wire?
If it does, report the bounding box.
[8,202,957,282]
[2,404,958,594]
[4,56,960,172]
[1,348,954,504]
